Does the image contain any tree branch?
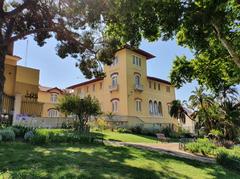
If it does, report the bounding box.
[0,0,4,10]
[4,0,33,18]
[212,21,240,68]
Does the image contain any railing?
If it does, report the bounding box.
[2,93,15,114]
[21,101,44,117]
[109,84,119,92]
[1,93,15,126]
[134,84,144,91]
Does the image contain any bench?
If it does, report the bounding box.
[156,133,169,142]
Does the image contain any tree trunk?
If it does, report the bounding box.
[0,46,6,113]
[212,22,240,68]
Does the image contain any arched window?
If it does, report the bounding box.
[111,99,119,113]
[158,102,163,116]
[111,74,118,87]
[149,100,153,115]
[154,101,158,115]
[135,75,140,86]
[48,109,59,117]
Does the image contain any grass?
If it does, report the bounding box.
[0,142,239,178]
[97,130,158,143]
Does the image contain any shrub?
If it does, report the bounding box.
[12,126,33,138]
[130,126,142,134]
[160,127,174,137]
[24,131,35,142]
[216,147,240,171]
[0,134,2,142]
[0,128,15,141]
[95,118,108,131]
[185,138,217,156]
[30,134,47,145]
[117,128,130,133]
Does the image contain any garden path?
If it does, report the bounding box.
[105,141,216,164]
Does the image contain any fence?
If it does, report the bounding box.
[21,101,44,117]
[2,93,14,114]
[13,116,75,128]
[0,93,15,125]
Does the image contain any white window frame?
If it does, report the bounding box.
[111,74,118,87]
[136,99,142,112]
[112,99,119,113]
[50,93,58,103]
[48,109,59,117]
[134,74,140,86]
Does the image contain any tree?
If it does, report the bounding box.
[105,0,240,93]
[106,0,240,67]
[0,0,119,112]
[189,87,215,133]
[57,95,101,132]
[169,100,191,124]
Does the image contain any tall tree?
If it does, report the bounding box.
[169,100,192,124]
[0,0,119,112]
[105,0,240,93]
[106,0,240,67]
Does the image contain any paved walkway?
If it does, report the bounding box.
[104,141,216,164]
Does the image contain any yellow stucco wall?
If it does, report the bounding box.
[38,89,65,117]
[3,55,20,96]
[70,48,178,128]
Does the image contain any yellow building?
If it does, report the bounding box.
[38,85,66,118]
[2,44,42,120]
[67,47,178,130]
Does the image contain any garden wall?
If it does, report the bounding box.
[13,116,75,128]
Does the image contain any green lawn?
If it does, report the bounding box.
[97,130,158,143]
[0,142,239,178]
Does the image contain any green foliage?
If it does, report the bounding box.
[170,54,240,93]
[57,95,101,132]
[0,128,15,141]
[0,134,2,142]
[24,131,34,142]
[130,126,143,134]
[116,128,130,133]
[185,138,217,156]
[94,118,108,131]
[106,0,240,93]
[12,126,33,138]
[216,147,240,172]
[24,129,99,145]
[169,100,190,124]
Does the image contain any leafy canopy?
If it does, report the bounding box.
[105,0,240,92]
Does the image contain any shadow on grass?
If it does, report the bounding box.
[0,142,239,179]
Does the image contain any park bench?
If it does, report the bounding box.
[156,133,169,142]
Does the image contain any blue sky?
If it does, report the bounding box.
[14,37,197,101]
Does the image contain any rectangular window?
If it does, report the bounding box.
[50,94,58,103]
[132,56,135,64]
[154,82,156,90]
[86,86,89,92]
[166,86,170,92]
[158,84,160,90]
[149,81,151,88]
[139,58,141,66]
[100,82,102,89]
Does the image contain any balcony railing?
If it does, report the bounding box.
[134,84,144,91]
[109,84,119,92]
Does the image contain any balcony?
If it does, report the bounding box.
[109,84,119,92]
[134,84,144,91]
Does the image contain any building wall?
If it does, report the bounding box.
[70,48,178,128]
[38,89,65,117]
[3,55,19,96]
